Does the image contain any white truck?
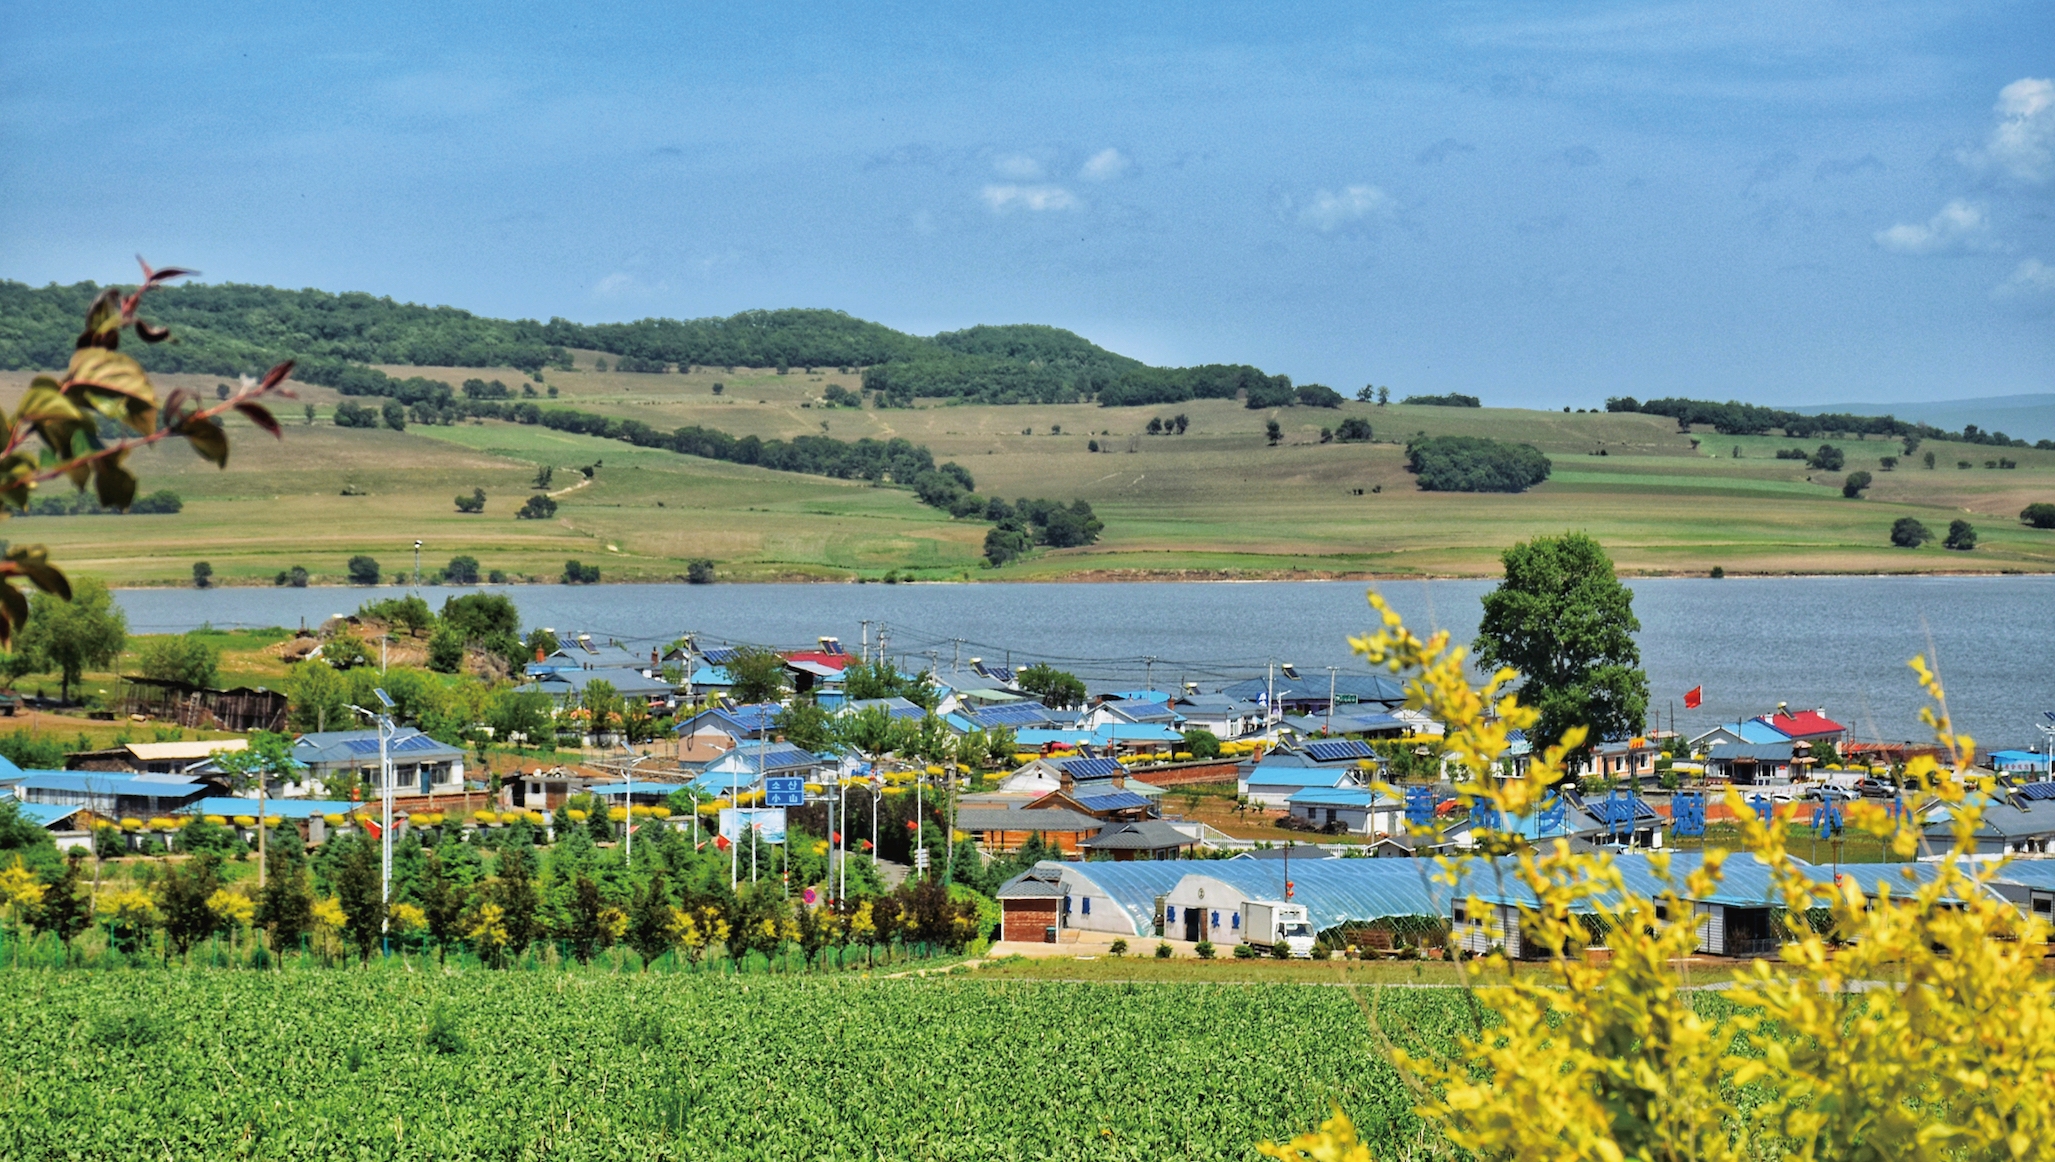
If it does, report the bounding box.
[1241,899,1317,957]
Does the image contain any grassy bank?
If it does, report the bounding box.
[4,362,2052,585]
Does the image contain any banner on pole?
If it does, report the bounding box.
[719,807,788,844]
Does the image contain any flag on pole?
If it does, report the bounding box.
[714,834,731,851]
[1683,685,1703,710]
[362,818,382,840]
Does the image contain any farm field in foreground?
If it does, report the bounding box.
[0,969,1458,1161]
[3,359,2053,584]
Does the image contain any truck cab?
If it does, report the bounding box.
[1241,899,1318,958]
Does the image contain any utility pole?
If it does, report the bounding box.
[1143,656,1157,692]
[351,690,396,956]
[413,540,422,587]
[859,620,872,666]
[1326,667,1338,736]
[952,639,962,673]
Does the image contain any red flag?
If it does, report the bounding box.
[831,830,841,844]
[362,818,382,840]
[1684,686,1703,710]
[714,834,731,851]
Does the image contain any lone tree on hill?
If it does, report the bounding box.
[1473,533,1648,772]
[454,489,485,514]
[2022,503,2055,529]
[1945,519,1978,551]
[191,561,212,588]
[1842,471,1872,498]
[346,555,380,585]
[1266,420,1283,446]
[1890,517,1933,548]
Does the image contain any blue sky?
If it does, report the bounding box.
[2,1,2049,406]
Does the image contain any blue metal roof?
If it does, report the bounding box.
[1992,751,2052,771]
[1091,724,1184,743]
[1073,789,1152,812]
[1219,673,1406,705]
[1246,765,1358,788]
[1285,786,1400,808]
[16,771,207,797]
[844,697,928,720]
[186,797,360,821]
[7,800,81,827]
[1060,757,1123,779]
[1107,690,1171,704]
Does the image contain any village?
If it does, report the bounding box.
[8,620,2053,965]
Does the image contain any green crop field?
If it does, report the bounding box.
[0,969,1466,1160]
[4,358,2053,585]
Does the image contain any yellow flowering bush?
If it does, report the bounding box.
[388,902,426,933]
[204,889,254,930]
[1259,592,2055,1162]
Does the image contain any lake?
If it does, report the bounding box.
[114,576,2055,753]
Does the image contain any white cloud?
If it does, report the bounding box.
[993,154,1043,180]
[1298,185,1397,232]
[1993,257,2055,300]
[981,184,1078,213]
[1874,199,1991,254]
[1962,77,2054,185]
[1079,148,1129,181]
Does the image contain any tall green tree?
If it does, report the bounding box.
[29,852,93,957]
[1473,533,1649,772]
[334,836,385,963]
[137,632,219,687]
[257,841,314,955]
[841,658,938,709]
[1016,663,1086,709]
[14,576,127,702]
[724,646,788,705]
[156,851,224,959]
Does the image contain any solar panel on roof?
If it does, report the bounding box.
[976,703,1051,726]
[2020,782,2055,801]
[701,647,739,664]
[1075,790,1150,811]
[1060,757,1123,779]
[1305,739,1372,762]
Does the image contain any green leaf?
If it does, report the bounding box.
[91,455,136,511]
[0,579,28,644]
[6,546,70,601]
[65,347,158,434]
[14,379,83,424]
[74,288,122,351]
[182,416,229,467]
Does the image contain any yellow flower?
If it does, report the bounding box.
[388,902,426,933]
[205,889,255,929]
[0,857,45,913]
[311,897,346,933]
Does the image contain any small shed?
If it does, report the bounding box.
[996,868,1066,942]
[1284,785,1403,835]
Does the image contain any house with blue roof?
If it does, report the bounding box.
[1690,719,1792,750]
[292,729,466,797]
[842,696,929,721]
[1990,749,2053,775]
[1086,697,1181,730]
[1285,785,1404,836]
[13,770,213,817]
[1705,741,1798,784]
[675,703,782,752]
[2,797,91,850]
[1219,672,1406,717]
[1170,693,1265,740]
[696,742,827,794]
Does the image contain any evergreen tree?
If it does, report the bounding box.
[30,852,93,957]
[257,843,315,954]
[335,837,386,963]
[156,851,224,958]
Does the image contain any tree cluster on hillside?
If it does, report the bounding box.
[1401,392,1481,407]
[17,489,181,517]
[0,282,569,376]
[1404,435,1552,493]
[981,499,1104,567]
[1606,394,2055,449]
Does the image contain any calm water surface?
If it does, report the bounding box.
[115,577,2055,751]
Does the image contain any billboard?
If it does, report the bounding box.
[718,807,787,844]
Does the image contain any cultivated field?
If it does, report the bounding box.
[0,969,1460,1160]
[3,359,2052,585]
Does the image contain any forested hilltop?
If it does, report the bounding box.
[0,280,1304,408]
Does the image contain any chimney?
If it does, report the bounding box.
[535,646,545,663]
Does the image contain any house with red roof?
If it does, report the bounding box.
[1758,709,1847,744]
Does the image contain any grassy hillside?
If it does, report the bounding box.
[2,359,2053,584]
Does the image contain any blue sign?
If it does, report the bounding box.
[1812,801,1844,838]
[1537,795,1566,836]
[1404,785,1435,827]
[1673,791,1707,838]
[763,777,807,807]
[1750,795,1774,824]
[1603,790,1636,834]
[1472,804,1501,832]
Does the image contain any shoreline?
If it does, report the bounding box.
[106,565,2055,592]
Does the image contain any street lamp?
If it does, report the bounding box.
[413,540,422,587]
[349,687,396,955]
